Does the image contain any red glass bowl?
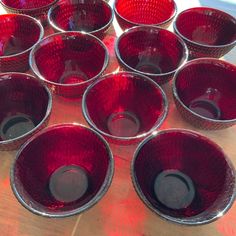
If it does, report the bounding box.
[115,26,188,85]
[30,32,109,97]
[0,0,59,23]
[0,14,44,73]
[114,0,177,30]
[10,123,114,217]
[173,58,236,130]
[82,72,168,145]
[0,73,52,151]
[131,129,236,225]
[174,7,236,58]
[48,0,113,39]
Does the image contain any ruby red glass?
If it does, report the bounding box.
[173,58,236,129]
[11,124,114,217]
[114,0,177,30]
[174,7,236,58]
[1,0,56,9]
[0,73,52,151]
[0,14,43,72]
[132,129,236,225]
[30,32,109,97]
[82,72,168,145]
[0,0,58,23]
[115,26,188,84]
[48,0,113,38]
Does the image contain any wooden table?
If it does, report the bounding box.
[0,1,236,235]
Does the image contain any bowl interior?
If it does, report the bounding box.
[13,125,111,214]
[0,74,50,141]
[84,73,166,138]
[0,14,41,57]
[1,0,56,9]
[175,60,236,121]
[31,33,107,85]
[133,131,235,219]
[115,0,175,24]
[175,8,236,46]
[117,28,186,75]
[50,1,112,32]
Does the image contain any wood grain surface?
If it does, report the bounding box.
[0,1,236,235]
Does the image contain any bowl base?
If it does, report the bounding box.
[59,61,89,84]
[0,114,35,140]
[107,111,140,137]
[68,18,96,32]
[154,169,195,210]
[135,60,162,74]
[189,99,221,119]
[59,72,88,84]
[49,165,89,203]
[0,35,26,56]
